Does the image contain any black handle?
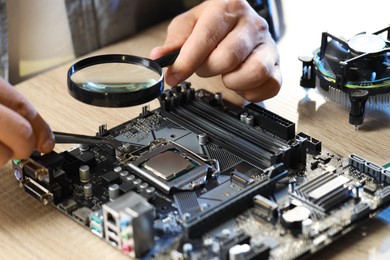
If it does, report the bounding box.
[153,48,181,68]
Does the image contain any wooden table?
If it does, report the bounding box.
[1,0,390,258]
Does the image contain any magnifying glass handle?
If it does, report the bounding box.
[154,48,181,68]
[53,131,120,148]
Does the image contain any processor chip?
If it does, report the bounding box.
[143,150,194,180]
[128,141,216,194]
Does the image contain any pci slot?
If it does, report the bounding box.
[182,167,289,238]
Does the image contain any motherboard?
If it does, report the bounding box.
[12,84,390,259]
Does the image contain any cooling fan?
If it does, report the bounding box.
[300,26,390,128]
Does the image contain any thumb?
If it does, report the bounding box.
[150,12,197,60]
[149,40,184,60]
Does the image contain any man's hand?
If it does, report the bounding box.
[0,78,54,166]
[150,0,281,102]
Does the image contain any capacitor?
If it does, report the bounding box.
[139,182,149,193]
[79,165,90,183]
[133,178,142,187]
[144,187,156,200]
[114,166,122,173]
[83,183,93,197]
[126,174,136,183]
[120,171,129,182]
[108,184,120,201]
[79,143,89,152]
[198,133,208,145]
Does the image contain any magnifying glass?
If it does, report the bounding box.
[67,49,180,107]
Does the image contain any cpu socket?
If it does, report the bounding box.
[127,139,218,194]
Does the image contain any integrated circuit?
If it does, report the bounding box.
[127,139,218,194]
[143,149,195,180]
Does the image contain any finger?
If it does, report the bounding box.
[149,6,202,61]
[31,113,55,153]
[0,78,54,155]
[196,15,269,77]
[0,141,13,166]
[164,5,237,86]
[0,103,35,159]
[222,39,280,93]
[149,12,196,60]
[233,65,282,102]
[195,25,255,77]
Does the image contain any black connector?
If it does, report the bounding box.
[297,132,322,155]
[244,103,295,140]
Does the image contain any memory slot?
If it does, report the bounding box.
[163,106,276,169]
[190,101,289,153]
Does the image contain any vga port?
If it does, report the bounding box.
[22,177,53,205]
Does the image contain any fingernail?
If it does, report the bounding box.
[149,47,160,59]
[41,133,55,153]
[166,72,183,86]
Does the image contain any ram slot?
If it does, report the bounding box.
[191,101,288,153]
[164,106,274,169]
[190,101,306,169]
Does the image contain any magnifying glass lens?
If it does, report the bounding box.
[67,50,179,107]
[70,63,161,93]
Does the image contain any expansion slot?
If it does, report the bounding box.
[183,167,288,238]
